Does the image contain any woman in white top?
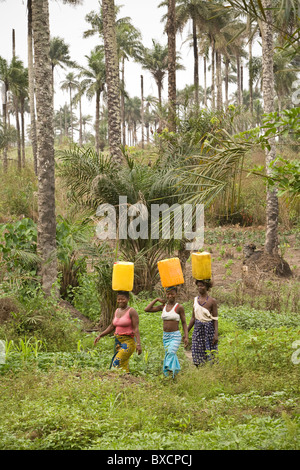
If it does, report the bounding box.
[145,286,188,377]
[188,279,218,366]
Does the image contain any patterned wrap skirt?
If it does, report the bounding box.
[192,319,218,366]
[163,330,182,377]
[110,334,136,373]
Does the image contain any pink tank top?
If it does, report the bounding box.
[113,307,134,336]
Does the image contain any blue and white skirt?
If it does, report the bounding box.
[162,330,182,377]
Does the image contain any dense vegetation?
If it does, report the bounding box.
[0,293,299,450]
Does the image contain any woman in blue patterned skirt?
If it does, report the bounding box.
[145,287,188,377]
[188,280,218,366]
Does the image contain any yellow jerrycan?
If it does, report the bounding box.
[191,252,212,280]
[157,257,184,288]
[112,261,134,292]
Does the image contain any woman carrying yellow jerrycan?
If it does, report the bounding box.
[94,262,142,374]
[145,258,188,378]
[188,252,218,366]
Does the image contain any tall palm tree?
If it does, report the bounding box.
[117,22,142,146]
[82,114,93,144]
[221,0,288,255]
[50,36,76,96]
[178,0,210,107]
[27,0,37,174]
[31,0,57,296]
[136,40,185,112]
[72,77,86,146]
[84,3,141,155]
[8,57,28,169]
[102,0,122,163]
[167,0,177,132]
[260,0,279,255]
[273,45,299,111]
[79,49,106,155]
[0,57,10,171]
[60,72,78,141]
[125,96,141,146]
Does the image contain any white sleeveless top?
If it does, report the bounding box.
[194,297,218,323]
[161,303,180,321]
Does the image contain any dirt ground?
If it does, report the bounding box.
[178,227,300,303]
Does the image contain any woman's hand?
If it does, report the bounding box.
[183,336,189,348]
[94,335,101,346]
[136,344,142,355]
[212,333,218,345]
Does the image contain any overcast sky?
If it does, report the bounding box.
[1,0,197,113]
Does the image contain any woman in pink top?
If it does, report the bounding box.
[94,291,142,373]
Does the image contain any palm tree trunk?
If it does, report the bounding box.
[216,50,222,110]
[2,84,8,172]
[141,74,144,148]
[14,97,22,170]
[64,104,68,137]
[102,0,122,164]
[240,64,244,106]
[211,37,215,110]
[225,58,229,108]
[59,110,63,145]
[121,56,126,146]
[167,0,177,132]
[32,0,57,296]
[236,53,241,107]
[95,88,100,155]
[69,86,73,141]
[158,82,162,108]
[192,17,199,108]
[27,0,38,175]
[260,0,279,256]
[20,98,26,167]
[248,30,254,116]
[79,96,83,146]
[204,55,207,107]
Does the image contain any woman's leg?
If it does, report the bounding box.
[163,331,181,377]
[111,335,135,373]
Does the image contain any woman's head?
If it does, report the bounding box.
[195,279,212,293]
[165,286,177,302]
[117,291,129,308]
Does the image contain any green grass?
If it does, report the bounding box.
[0,300,299,450]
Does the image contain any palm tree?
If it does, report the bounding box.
[79,49,106,155]
[167,0,177,132]
[273,45,299,111]
[102,0,123,164]
[27,0,37,174]
[72,77,86,146]
[137,39,184,115]
[259,0,279,255]
[84,4,142,148]
[178,0,210,107]
[81,114,93,144]
[50,36,76,96]
[31,0,57,296]
[8,57,28,169]
[54,103,77,143]
[26,0,83,174]
[60,72,78,141]
[117,22,142,146]
[137,40,168,109]
[0,57,10,171]
[125,96,141,146]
